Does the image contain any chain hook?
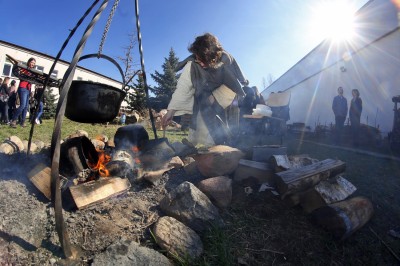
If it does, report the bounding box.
[97,0,120,58]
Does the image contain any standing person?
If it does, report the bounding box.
[161,33,248,147]
[33,86,44,124]
[332,87,348,144]
[8,80,18,120]
[120,112,126,125]
[0,77,11,124]
[349,89,363,147]
[10,57,36,128]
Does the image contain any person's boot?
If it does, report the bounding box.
[9,120,17,128]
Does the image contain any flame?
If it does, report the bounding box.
[88,150,111,177]
[131,146,141,164]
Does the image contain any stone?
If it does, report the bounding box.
[153,216,203,260]
[0,143,16,154]
[194,145,244,177]
[23,140,38,153]
[9,135,24,151]
[91,139,105,150]
[92,238,172,266]
[197,176,232,208]
[34,140,45,150]
[183,158,199,175]
[160,181,224,233]
[67,130,88,139]
[233,159,274,185]
[168,156,184,168]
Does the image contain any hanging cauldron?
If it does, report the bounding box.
[65,54,127,123]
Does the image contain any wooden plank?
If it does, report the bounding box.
[310,196,374,240]
[274,158,346,198]
[69,177,130,209]
[28,163,69,200]
[28,163,52,200]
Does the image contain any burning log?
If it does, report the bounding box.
[274,159,346,199]
[107,149,140,179]
[310,196,374,240]
[60,136,99,177]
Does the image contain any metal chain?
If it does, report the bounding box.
[98,0,120,57]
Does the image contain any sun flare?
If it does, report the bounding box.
[310,1,358,42]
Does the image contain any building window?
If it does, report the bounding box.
[2,62,17,77]
[51,70,58,79]
[36,65,44,73]
[2,63,12,76]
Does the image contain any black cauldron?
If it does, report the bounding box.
[65,80,126,123]
[64,54,127,123]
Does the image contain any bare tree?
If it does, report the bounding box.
[116,33,145,112]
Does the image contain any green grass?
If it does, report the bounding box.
[0,118,188,144]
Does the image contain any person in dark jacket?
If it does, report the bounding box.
[332,87,348,144]
[8,80,18,120]
[349,89,362,146]
[0,77,11,124]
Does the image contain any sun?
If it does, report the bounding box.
[310,0,358,42]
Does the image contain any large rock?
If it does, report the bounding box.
[92,238,172,266]
[194,145,244,177]
[159,181,224,233]
[34,140,45,150]
[0,136,24,154]
[67,130,89,139]
[197,176,232,208]
[23,140,38,154]
[153,216,203,260]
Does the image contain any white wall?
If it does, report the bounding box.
[263,0,400,135]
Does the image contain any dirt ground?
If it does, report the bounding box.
[0,148,205,265]
[1,134,400,265]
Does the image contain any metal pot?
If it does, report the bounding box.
[65,54,127,123]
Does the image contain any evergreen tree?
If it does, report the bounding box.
[150,48,179,109]
[42,87,57,119]
[126,74,147,114]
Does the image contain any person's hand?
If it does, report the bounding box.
[161,110,176,129]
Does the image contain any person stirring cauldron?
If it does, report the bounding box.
[161,33,248,147]
[10,57,36,128]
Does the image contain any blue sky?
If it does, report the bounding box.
[2,0,367,89]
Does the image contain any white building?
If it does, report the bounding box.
[0,40,124,102]
[262,0,400,136]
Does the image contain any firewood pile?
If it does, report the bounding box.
[0,125,374,263]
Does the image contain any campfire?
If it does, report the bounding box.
[26,124,178,212]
